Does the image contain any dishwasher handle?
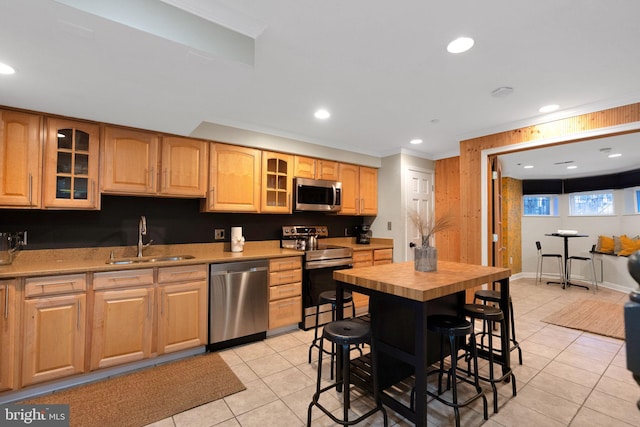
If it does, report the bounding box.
[210,266,268,276]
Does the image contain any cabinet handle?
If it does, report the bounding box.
[361,198,364,212]
[150,166,154,189]
[28,173,33,206]
[31,281,76,287]
[166,270,200,277]
[77,300,81,330]
[109,276,144,282]
[4,283,8,319]
[278,300,298,308]
[163,168,167,192]
[355,198,359,212]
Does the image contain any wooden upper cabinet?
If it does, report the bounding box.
[294,156,339,181]
[0,110,42,208]
[160,136,208,197]
[338,163,359,215]
[262,151,293,213]
[359,166,378,215]
[101,126,159,195]
[102,128,207,197]
[317,160,339,180]
[43,118,100,209]
[293,156,315,179]
[204,143,261,212]
[338,164,378,215]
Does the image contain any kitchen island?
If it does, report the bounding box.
[333,260,511,427]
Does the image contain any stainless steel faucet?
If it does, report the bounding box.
[137,216,152,257]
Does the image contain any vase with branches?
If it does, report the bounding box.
[408,208,454,271]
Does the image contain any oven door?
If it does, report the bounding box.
[301,261,352,330]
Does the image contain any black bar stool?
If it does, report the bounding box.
[307,319,388,426]
[411,314,488,427]
[473,288,523,364]
[463,304,517,414]
[308,290,356,379]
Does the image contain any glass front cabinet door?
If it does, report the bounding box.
[261,151,292,213]
[43,118,100,209]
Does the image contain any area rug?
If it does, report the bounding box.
[20,352,245,427]
[542,299,625,340]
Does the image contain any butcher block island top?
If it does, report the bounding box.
[334,260,511,302]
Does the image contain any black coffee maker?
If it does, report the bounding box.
[355,225,372,244]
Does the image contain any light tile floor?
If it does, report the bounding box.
[146,277,640,426]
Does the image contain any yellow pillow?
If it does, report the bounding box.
[617,235,640,256]
[597,235,615,253]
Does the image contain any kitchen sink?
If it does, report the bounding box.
[106,255,195,265]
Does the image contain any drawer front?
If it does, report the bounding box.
[352,251,373,263]
[269,268,302,286]
[269,256,302,272]
[269,282,301,301]
[158,264,207,284]
[25,274,87,297]
[373,259,393,266]
[93,269,154,290]
[269,296,301,329]
[353,261,373,268]
[374,249,393,261]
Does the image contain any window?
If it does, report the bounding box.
[523,195,558,216]
[623,186,640,214]
[569,190,614,216]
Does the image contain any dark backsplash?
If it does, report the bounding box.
[0,196,366,250]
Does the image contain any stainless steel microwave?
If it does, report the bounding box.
[294,177,342,212]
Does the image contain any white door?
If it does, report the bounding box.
[405,168,434,261]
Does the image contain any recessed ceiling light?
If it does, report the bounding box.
[539,104,559,113]
[314,109,330,119]
[608,153,622,158]
[567,165,578,170]
[410,139,423,145]
[0,62,15,75]
[523,165,534,169]
[446,37,474,54]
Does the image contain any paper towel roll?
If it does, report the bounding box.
[231,227,245,252]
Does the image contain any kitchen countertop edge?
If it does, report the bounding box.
[0,241,303,279]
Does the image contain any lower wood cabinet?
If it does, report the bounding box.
[90,265,207,370]
[0,280,16,392]
[91,269,155,370]
[268,257,302,329]
[351,249,393,313]
[21,274,87,386]
[157,265,207,354]
[91,286,155,370]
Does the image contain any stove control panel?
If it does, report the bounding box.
[281,225,328,238]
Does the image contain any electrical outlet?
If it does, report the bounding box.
[214,229,225,240]
[387,221,392,231]
[16,231,27,246]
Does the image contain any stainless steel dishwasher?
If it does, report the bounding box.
[208,259,269,350]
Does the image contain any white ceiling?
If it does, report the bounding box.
[2,0,640,177]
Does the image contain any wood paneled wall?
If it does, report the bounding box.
[436,102,640,266]
[502,177,522,273]
[434,156,461,262]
